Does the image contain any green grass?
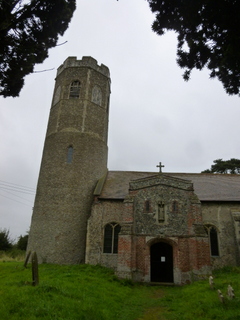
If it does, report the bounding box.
[0,249,26,262]
[159,267,240,320]
[0,262,162,320]
[0,261,240,320]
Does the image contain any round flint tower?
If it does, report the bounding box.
[27,57,110,264]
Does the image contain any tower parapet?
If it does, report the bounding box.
[57,56,110,78]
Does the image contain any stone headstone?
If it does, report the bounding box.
[227,285,235,299]
[23,251,31,268]
[32,251,39,286]
[217,289,224,303]
[209,275,214,289]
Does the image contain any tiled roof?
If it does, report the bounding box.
[96,171,240,201]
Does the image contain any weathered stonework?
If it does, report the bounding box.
[87,173,212,284]
[28,57,240,284]
[27,57,111,264]
[202,203,240,268]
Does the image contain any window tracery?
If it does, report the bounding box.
[103,222,121,253]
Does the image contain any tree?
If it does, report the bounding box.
[0,229,13,251]
[16,234,28,250]
[202,158,240,174]
[0,0,76,97]
[147,0,240,95]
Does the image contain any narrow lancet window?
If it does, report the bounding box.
[103,223,121,253]
[205,225,219,256]
[209,227,219,256]
[67,146,73,164]
[69,81,81,98]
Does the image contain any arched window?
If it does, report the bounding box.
[103,223,121,253]
[67,146,73,164]
[205,225,219,256]
[69,81,81,98]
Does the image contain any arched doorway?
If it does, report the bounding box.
[150,242,173,282]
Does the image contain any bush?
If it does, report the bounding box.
[0,229,12,251]
[16,234,28,251]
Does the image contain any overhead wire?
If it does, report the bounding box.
[0,188,33,203]
[0,192,33,207]
[0,180,35,207]
[0,180,35,194]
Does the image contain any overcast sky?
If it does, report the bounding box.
[1,0,240,240]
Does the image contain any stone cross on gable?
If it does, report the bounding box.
[156,162,165,173]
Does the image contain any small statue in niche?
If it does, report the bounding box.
[157,201,165,222]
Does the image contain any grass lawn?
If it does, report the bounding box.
[0,262,164,320]
[0,259,240,320]
[159,267,240,320]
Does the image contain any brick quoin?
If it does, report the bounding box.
[123,202,134,222]
[177,238,191,272]
[118,236,132,268]
[196,239,211,267]
[135,237,148,272]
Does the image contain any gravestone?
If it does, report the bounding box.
[32,251,39,286]
[209,276,214,289]
[217,289,224,303]
[227,285,235,299]
[23,251,31,268]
